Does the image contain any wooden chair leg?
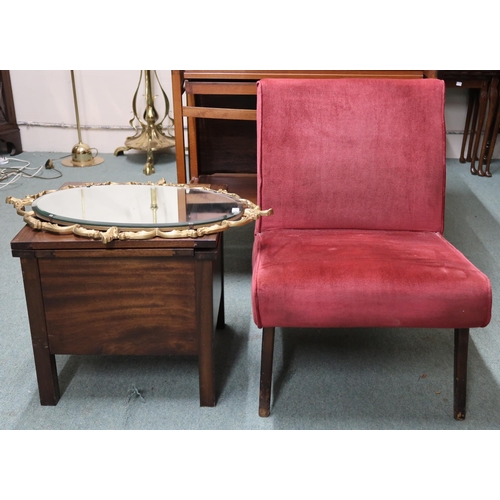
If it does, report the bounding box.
[484,93,500,178]
[454,328,470,420]
[470,81,490,175]
[466,89,480,162]
[259,326,275,417]
[478,78,499,177]
[460,89,477,163]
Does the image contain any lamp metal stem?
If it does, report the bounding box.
[70,70,83,144]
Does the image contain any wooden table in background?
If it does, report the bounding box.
[438,70,500,177]
[171,70,437,202]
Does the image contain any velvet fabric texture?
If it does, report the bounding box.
[256,78,446,234]
[252,78,492,329]
[253,229,491,328]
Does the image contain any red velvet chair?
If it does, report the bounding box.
[252,78,492,420]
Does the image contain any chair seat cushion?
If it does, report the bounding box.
[252,229,491,329]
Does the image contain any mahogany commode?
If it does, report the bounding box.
[9,183,256,407]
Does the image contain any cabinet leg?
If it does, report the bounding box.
[33,346,60,405]
[196,259,216,407]
[20,257,60,405]
[198,324,216,406]
[216,234,225,330]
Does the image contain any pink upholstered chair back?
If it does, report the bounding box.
[256,79,446,233]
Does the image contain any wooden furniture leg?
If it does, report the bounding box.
[484,94,500,177]
[454,328,470,421]
[216,236,225,330]
[186,92,199,179]
[257,327,472,419]
[259,326,275,417]
[466,89,480,162]
[460,89,477,163]
[478,77,499,177]
[172,70,187,184]
[196,258,217,407]
[470,80,490,175]
[1,129,23,155]
[20,258,60,405]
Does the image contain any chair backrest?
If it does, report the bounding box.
[256,78,446,233]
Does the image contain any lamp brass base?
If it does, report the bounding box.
[61,156,105,167]
[61,141,104,167]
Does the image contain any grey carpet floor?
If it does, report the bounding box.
[1,150,499,430]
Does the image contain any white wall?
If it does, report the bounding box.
[9,70,174,155]
[7,70,500,159]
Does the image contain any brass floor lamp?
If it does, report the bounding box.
[115,70,175,175]
[61,70,104,168]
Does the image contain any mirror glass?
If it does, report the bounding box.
[32,185,245,229]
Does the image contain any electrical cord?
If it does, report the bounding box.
[41,158,63,178]
[0,156,63,189]
[43,153,70,173]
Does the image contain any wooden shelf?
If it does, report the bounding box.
[172,70,435,199]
